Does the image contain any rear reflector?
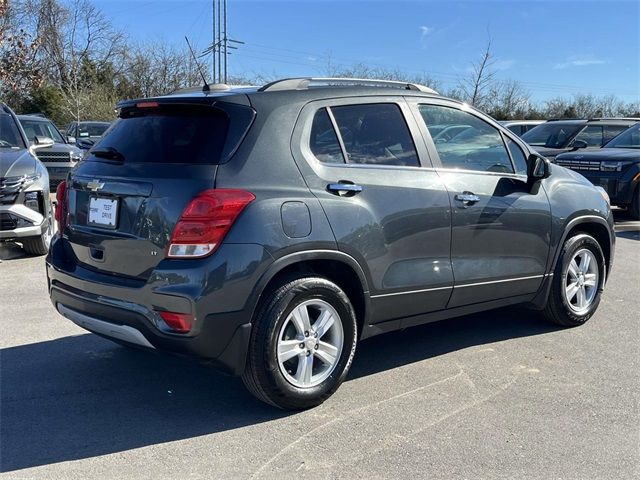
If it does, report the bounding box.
[168,189,255,258]
[158,311,194,333]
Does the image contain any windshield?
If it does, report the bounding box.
[521,122,584,148]
[19,119,65,145]
[604,123,640,149]
[88,105,229,164]
[0,113,26,149]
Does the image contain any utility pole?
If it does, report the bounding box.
[212,0,216,82]
[203,0,244,84]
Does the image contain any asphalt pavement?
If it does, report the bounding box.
[1,212,638,479]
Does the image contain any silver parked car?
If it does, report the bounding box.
[0,104,55,255]
[18,114,83,191]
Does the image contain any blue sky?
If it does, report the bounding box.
[96,0,639,103]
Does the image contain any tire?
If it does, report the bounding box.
[22,206,55,256]
[543,233,606,327]
[628,186,640,220]
[242,276,358,410]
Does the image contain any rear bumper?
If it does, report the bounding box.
[46,235,273,374]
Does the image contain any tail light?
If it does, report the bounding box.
[55,181,68,232]
[168,189,255,258]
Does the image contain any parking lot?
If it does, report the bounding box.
[0,213,638,479]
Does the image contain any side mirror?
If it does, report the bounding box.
[527,153,551,181]
[32,136,55,149]
[67,136,76,144]
[572,139,588,150]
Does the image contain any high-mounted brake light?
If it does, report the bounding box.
[168,189,255,258]
[136,101,159,108]
[54,181,68,232]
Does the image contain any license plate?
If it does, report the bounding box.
[88,197,118,228]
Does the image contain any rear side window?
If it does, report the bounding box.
[310,108,344,164]
[89,105,229,164]
[603,125,629,144]
[330,103,419,167]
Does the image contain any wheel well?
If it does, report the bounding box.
[257,260,367,336]
[566,222,612,273]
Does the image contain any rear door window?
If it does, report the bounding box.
[88,106,229,164]
[330,103,419,167]
[310,108,345,164]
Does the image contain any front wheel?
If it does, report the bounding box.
[543,233,606,327]
[242,276,358,410]
[22,205,55,256]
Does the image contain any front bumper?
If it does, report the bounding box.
[46,235,273,374]
[0,203,47,239]
[571,168,639,206]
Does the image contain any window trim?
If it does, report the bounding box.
[325,107,348,164]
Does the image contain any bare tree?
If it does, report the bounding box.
[0,0,42,98]
[457,39,497,108]
[31,0,125,121]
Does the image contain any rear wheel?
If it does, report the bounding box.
[22,205,55,256]
[543,233,605,327]
[242,276,357,410]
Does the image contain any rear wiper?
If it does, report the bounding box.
[91,146,125,161]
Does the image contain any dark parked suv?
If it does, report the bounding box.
[555,122,640,219]
[521,118,638,160]
[47,78,615,409]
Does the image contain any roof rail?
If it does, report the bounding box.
[259,77,439,94]
[587,117,640,121]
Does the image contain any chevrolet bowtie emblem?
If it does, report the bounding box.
[87,180,105,192]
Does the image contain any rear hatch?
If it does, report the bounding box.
[65,99,255,280]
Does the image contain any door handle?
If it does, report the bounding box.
[455,192,480,205]
[327,182,363,196]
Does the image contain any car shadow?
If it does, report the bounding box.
[1,306,558,472]
[0,242,27,261]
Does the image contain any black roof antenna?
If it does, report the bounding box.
[185,36,210,93]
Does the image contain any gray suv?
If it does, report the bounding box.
[46,78,615,409]
[18,114,83,190]
[1,105,55,255]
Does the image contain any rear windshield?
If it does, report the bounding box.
[521,122,584,148]
[87,106,229,164]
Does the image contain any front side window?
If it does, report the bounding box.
[0,113,26,149]
[330,103,419,167]
[506,138,528,175]
[419,104,514,173]
[574,125,603,147]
